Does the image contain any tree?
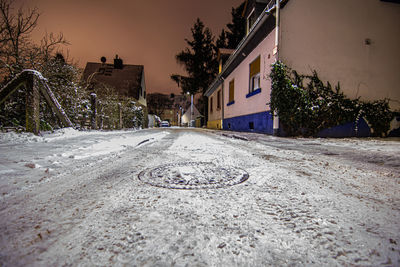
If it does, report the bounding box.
[147,93,173,118]
[0,0,68,79]
[171,18,218,122]
[0,0,80,130]
[0,0,39,77]
[39,52,86,129]
[216,29,228,49]
[225,1,246,49]
[171,18,218,95]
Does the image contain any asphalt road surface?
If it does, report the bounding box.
[0,128,399,266]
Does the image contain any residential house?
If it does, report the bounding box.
[206,49,234,130]
[206,84,223,129]
[83,55,147,107]
[159,94,192,126]
[205,0,400,136]
[160,109,176,125]
[181,104,202,126]
[170,94,190,126]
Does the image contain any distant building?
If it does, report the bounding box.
[82,55,147,107]
[159,94,204,126]
[181,104,202,126]
[160,108,176,125]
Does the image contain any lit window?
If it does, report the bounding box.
[249,56,260,92]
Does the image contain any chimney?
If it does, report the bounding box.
[114,54,123,69]
[100,56,106,66]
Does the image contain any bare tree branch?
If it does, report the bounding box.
[0,0,40,76]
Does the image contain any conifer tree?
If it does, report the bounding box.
[170,18,218,122]
[216,29,228,49]
[226,1,246,49]
[171,18,218,95]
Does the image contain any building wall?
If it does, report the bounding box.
[224,28,276,120]
[161,109,176,125]
[208,84,223,123]
[207,119,223,129]
[279,0,400,111]
[182,105,201,124]
[223,111,274,134]
[138,70,147,106]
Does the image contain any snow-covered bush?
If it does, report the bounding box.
[121,100,144,129]
[39,55,89,129]
[0,87,26,130]
[270,61,394,137]
[87,83,146,130]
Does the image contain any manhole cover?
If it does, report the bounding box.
[138,162,249,189]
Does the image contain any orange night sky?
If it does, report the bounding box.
[14,0,243,95]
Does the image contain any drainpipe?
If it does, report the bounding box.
[273,0,280,136]
[275,0,280,50]
[221,77,225,130]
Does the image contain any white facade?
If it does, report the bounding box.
[181,105,201,124]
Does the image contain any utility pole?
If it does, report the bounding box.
[190,94,193,126]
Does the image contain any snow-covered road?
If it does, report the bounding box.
[0,128,399,266]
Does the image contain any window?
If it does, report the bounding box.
[249,56,261,93]
[228,79,235,105]
[217,90,221,110]
[246,8,257,35]
[210,97,213,113]
[249,122,254,130]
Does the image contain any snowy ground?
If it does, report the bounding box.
[0,127,399,266]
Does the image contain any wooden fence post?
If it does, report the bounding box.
[90,93,97,130]
[25,73,40,135]
[1,70,72,134]
[118,103,123,129]
[98,100,103,130]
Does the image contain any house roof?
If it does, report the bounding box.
[82,62,144,99]
[182,104,202,120]
[217,48,235,63]
[243,0,272,19]
[204,0,289,97]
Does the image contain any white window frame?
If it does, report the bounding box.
[250,73,261,92]
[246,8,255,34]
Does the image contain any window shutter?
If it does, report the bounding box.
[229,79,235,102]
[249,56,260,78]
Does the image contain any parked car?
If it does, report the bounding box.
[161,121,170,127]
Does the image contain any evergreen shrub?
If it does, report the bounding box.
[270,61,393,137]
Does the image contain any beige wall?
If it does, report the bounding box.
[279,0,400,111]
[208,84,223,122]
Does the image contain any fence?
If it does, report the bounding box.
[0,70,147,134]
[0,70,72,134]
